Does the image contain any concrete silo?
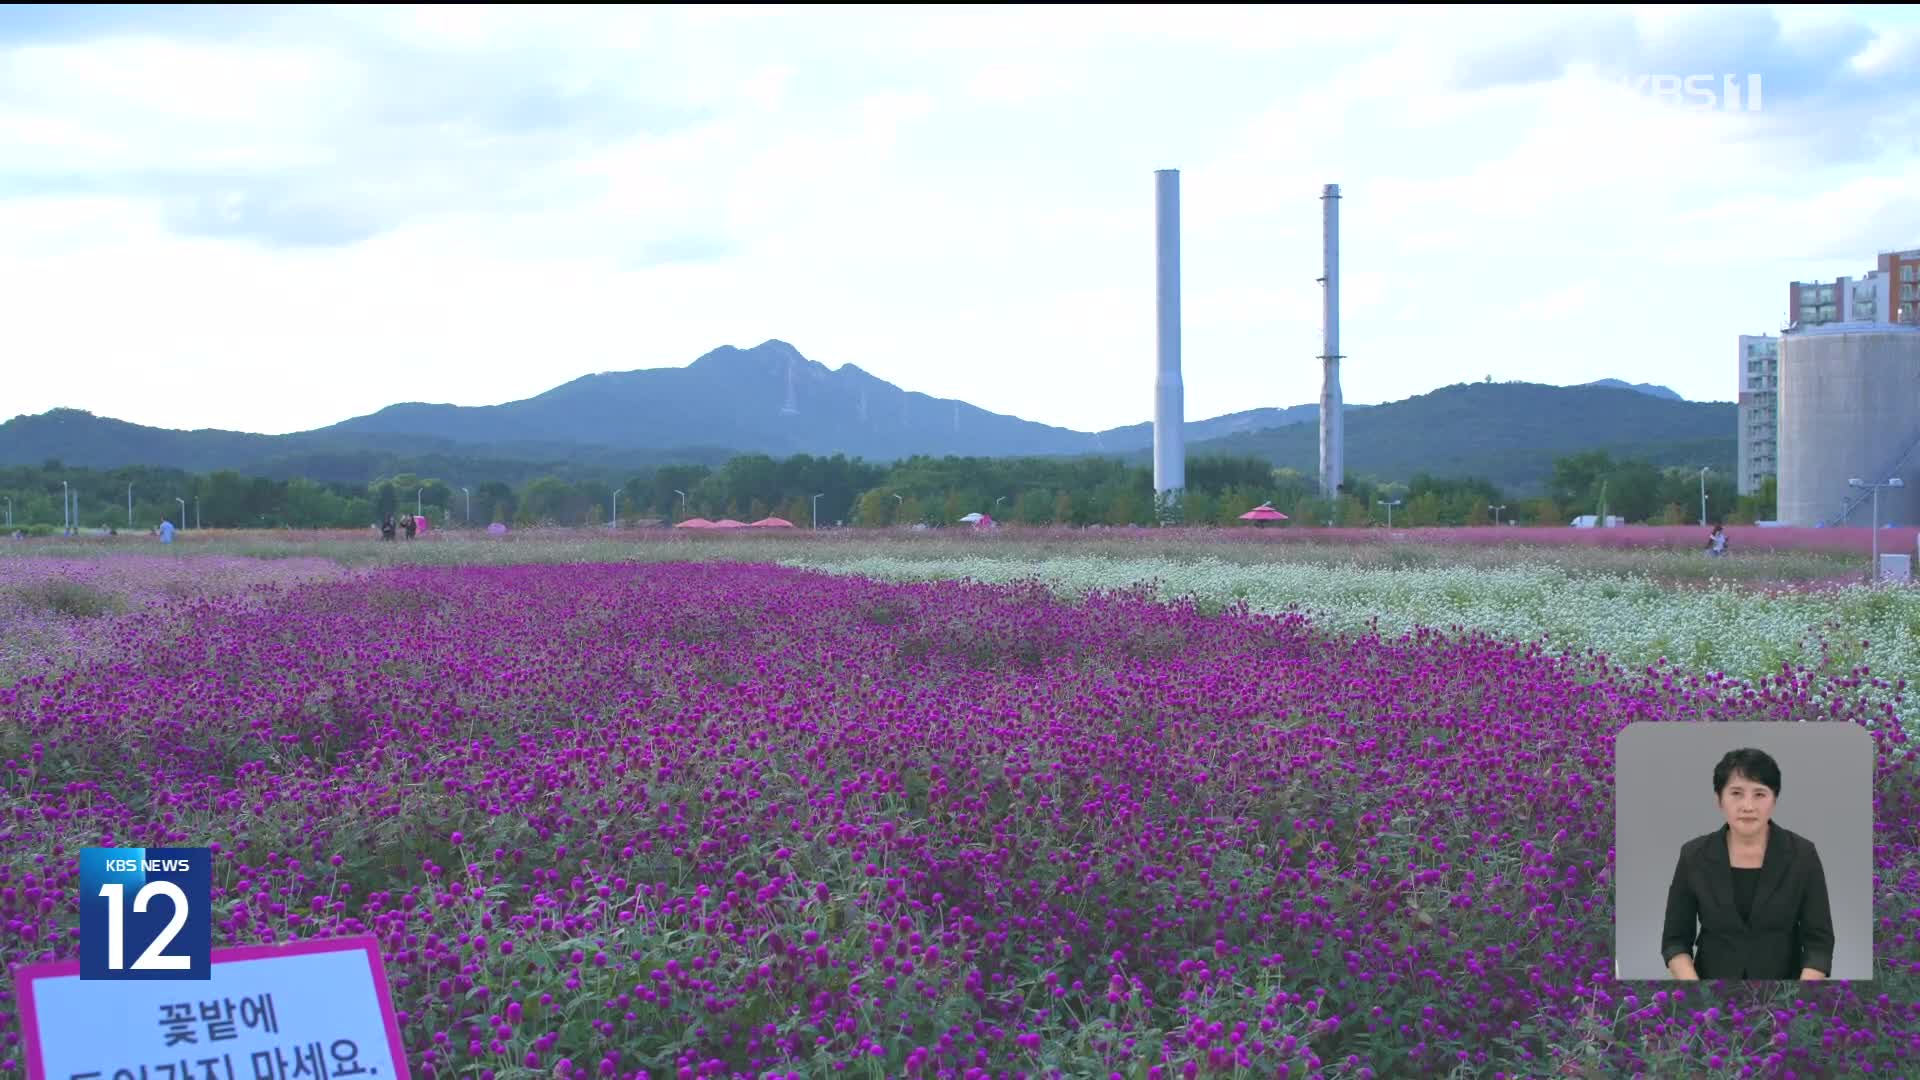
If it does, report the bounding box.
[1776,323,1920,527]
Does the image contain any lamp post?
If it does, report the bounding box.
[1699,466,1710,527]
[811,493,825,531]
[673,489,687,520]
[610,489,620,528]
[416,487,424,519]
[1489,504,1507,527]
[3,496,10,528]
[1377,498,1402,528]
[892,492,904,525]
[127,482,135,529]
[62,481,69,535]
[194,497,201,530]
[1849,477,1906,583]
[175,498,186,529]
[460,487,470,524]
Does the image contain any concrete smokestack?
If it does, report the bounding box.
[1154,169,1185,514]
[1319,183,1344,501]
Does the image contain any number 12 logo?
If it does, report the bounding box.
[79,847,212,980]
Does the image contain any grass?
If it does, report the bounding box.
[0,525,1873,584]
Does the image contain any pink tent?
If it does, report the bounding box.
[675,517,715,529]
[487,522,508,536]
[413,515,430,534]
[750,517,796,528]
[972,514,995,529]
[1238,503,1289,523]
[712,519,749,529]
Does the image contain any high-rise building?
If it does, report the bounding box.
[1788,272,1891,328]
[1876,248,1920,325]
[1736,334,1779,495]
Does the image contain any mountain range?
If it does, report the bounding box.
[2,340,1725,494]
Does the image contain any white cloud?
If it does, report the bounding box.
[2,4,1917,439]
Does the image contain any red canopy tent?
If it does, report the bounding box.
[712,519,749,529]
[749,517,796,528]
[675,517,715,529]
[1238,503,1289,524]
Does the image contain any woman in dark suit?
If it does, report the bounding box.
[1661,747,1836,980]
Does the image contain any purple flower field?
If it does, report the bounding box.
[2,561,1917,1078]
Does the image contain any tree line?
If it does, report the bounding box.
[2,451,1772,534]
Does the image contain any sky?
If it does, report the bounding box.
[4,3,1920,438]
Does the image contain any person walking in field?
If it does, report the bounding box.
[403,515,417,540]
[381,516,396,541]
[1707,524,1728,558]
[159,519,174,545]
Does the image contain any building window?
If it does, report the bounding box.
[1905,284,1916,301]
[1904,266,1915,283]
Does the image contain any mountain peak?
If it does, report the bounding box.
[688,339,813,372]
[1583,378,1683,401]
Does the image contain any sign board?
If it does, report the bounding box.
[13,937,410,1080]
[1879,553,1912,583]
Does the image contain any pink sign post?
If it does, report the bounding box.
[13,936,411,1080]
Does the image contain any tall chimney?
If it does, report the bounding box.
[1319,183,1344,501]
[1154,169,1185,516]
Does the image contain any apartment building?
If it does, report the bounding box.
[1877,248,1920,324]
[1788,272,1890,327]
[1788,249,1920,330]
[1735,334,1779,495]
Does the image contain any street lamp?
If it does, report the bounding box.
[3,496,10,529]
[460,487,470,524]
[1699,466,1711,527]
[62,480,69,535]
[194,497,201,530]
[994,496,1006,512]
[673,489,688,520]
[127,482,135,529]
[1848,477,1906,583]
[175,497,186,529]
[811,492,825,530]
[1377,498,1402,528]
[610,489,620,528]
[1489,504,1507,526]
[416,487,424,519]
